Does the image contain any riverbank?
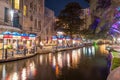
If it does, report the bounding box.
[0,45,86,63]
[107,45,120,80]
[110,48,120,70]
[106,45,120,70]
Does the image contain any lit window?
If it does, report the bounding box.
[14,0,19,10]
[23,5,27,16]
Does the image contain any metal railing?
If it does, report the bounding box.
[0,18,22,31]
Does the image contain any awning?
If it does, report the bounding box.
[2,31,12,39]
[12,32,21,39]
[21,33,29,40]
[52,36,57,40]
[29,34,36,40]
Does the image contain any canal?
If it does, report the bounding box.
[0,44,111,80]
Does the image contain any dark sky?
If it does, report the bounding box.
[45,0,89,16]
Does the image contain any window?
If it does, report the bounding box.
[30,15,33,21]
[30,2,33,9]
[46,28,48,35]
[14,0,20,10]
[38,21,41,30]
[23,5,27,16]
[4,7,9,22]
[34,19,37,28]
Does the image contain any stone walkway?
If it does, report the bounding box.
[0,46,82,63]
[107,67,120,80]
[107,46,120,80]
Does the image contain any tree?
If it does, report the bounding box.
[85,0,90,3]
[56,2,84,36]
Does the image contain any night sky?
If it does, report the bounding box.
[45,0,89,16]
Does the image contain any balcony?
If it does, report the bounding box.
[0,18,22,32]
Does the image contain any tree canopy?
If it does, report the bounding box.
[56,2,84,36]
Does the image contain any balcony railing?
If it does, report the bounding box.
[0,18,22,31]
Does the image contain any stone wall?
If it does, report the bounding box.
[22,0,45,36]
[42,7,55,43]
[0,1,12,26]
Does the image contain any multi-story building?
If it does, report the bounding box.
[0,0,55,45]
[0,0,22,33]
[43,7,55,45]
[21,0,44,36]
[0,0,23,50]
[21,0,55,44]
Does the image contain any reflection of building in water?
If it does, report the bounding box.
[57,53,63,68]
[49,53,52,65]
[83,46,96,57]
[77,49,82,57]
[69,50,82,69]
[39,55,43,64]
[67,54,70,68]
[12,72,18,80]
[55,64,61,77]
[52,54,61,77]
[1,60,36,80]
[71,50,78,68]
[52,56,56,67]
[92,46,95,56]
[21,68,27,80]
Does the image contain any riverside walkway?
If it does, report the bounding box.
[107,45,120,80]
[0,45,84,63]
[107,67,120,80]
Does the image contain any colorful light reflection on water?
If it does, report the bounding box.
[0,45,110,80]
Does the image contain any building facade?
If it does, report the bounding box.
[43,7,55,45]
[0,0,55,45]
[0,0,22,33]
[21,0,44,35]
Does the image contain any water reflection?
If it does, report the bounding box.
[0,45,110,80]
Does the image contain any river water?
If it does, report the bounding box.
[0,44,111,80]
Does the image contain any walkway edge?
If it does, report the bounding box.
[0,53,37,63]
[0,45,92,63]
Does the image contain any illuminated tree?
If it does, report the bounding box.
[56,2,84,36]
[96,0,111,10]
